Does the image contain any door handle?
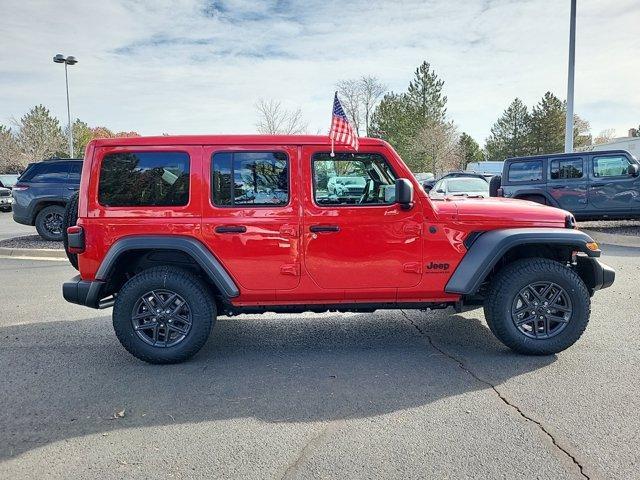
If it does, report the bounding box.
[551,185,566,189]
[67,186,79,191]
[590,183,605,188]
[215,225,247,234]
[309,225,340,233]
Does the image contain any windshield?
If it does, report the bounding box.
[446,178,489,193]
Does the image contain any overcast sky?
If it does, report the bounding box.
[1,0,638,144]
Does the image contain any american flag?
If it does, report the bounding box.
[329,92,359,152]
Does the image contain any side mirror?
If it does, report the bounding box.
[422,181,434,193]
[628,164,639,177]
[395,178,414,209]
[436,188,445,194]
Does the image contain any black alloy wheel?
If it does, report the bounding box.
[510,281,572,339]
[131,289,193,347]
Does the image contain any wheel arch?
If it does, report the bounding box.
[32,199,67,224]
[446,228,600,295]
[96,236,240,300]
[512,189,558,207]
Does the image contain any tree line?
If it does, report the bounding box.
[0,105,139,173]
[256,60,636,175]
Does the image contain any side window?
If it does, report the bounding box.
[211,152,289,206]
[593,155,630,177]
[508,161,543,182]
[313,153,397,206]
[550,158,583,180]
[28,163,70,183]
[99,151,190,207]
[68,162,82,182]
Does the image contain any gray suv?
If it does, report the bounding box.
[496,150,640,220]
[12,159,82,240]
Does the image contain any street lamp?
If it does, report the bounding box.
[53,54,78,158]
[564,0,576,153]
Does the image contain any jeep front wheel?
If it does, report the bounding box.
[484,258,590,355]
[113,266,216,364]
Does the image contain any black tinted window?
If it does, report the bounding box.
[550,158,583,179]
[23,163,69,183]
[508,161,543,182]
[313,153,397,205]
[212,152,289,206]
[99,152,190,207]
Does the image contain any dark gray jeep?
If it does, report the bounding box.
[495,150,640,220]
[12,158,82,240]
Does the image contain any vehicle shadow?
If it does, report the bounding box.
[0,310,555,461]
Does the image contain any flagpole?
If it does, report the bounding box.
[330,138,335,157]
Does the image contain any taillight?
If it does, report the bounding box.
[67,226,85,254]
[12,184,29,191]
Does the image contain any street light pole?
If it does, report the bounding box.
[564,0,576,153]
[64,62,73,158]
[53,54,78,158]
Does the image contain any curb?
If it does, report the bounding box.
[0,246,67,259]
[582,229,640,249]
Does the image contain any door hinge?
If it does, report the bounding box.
[403,262,422,274]
[280,263,301,276]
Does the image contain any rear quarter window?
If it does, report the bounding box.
[508,160,544,182]
[98,151,190,207]
[21,162,70,183]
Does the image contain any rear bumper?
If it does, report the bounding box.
[575,256,615,294]
[62,275,105,309]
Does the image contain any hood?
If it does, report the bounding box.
[432,196,569,227]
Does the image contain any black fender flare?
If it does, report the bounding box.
[96,235,240,298]
[445,228,599,295]
[512,189,559,207]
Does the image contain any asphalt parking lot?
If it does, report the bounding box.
[0,213,639,479]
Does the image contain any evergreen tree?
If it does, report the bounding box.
[13,105,66,162]
[406,61,447,123]
[484,98,531,160]
[528,92,565,154]
[370,61,452,171]
[458,132,484,168]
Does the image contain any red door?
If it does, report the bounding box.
[201,145,301,296]
[301,146,423,291]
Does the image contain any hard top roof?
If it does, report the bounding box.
[91,135,388,148]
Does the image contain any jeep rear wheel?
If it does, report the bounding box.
[62,192,79,270]
[484,258,590,355]
[35,205,65,241]
[113,266,216,364]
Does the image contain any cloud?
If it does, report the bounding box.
[1,0,638,144]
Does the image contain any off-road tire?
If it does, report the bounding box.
[62,192,79,270]
[484,258,590,355]
[113,266,216,364]
[35,205,66,241]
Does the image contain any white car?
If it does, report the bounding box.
[429,177,490,199]
[0,187,13,212]
[327,176,366,197]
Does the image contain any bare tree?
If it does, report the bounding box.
[336,76,386,137]
[360,76,386,136]
[255,99,308,135]
[593,128,616,145]
[0,125,25,173]
[335,79,362,135]
[409,120,462,175]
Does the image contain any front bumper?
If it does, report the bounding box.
[575,256,615,294]
[63,275,106,309]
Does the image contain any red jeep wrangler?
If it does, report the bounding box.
[62,135,615,364]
